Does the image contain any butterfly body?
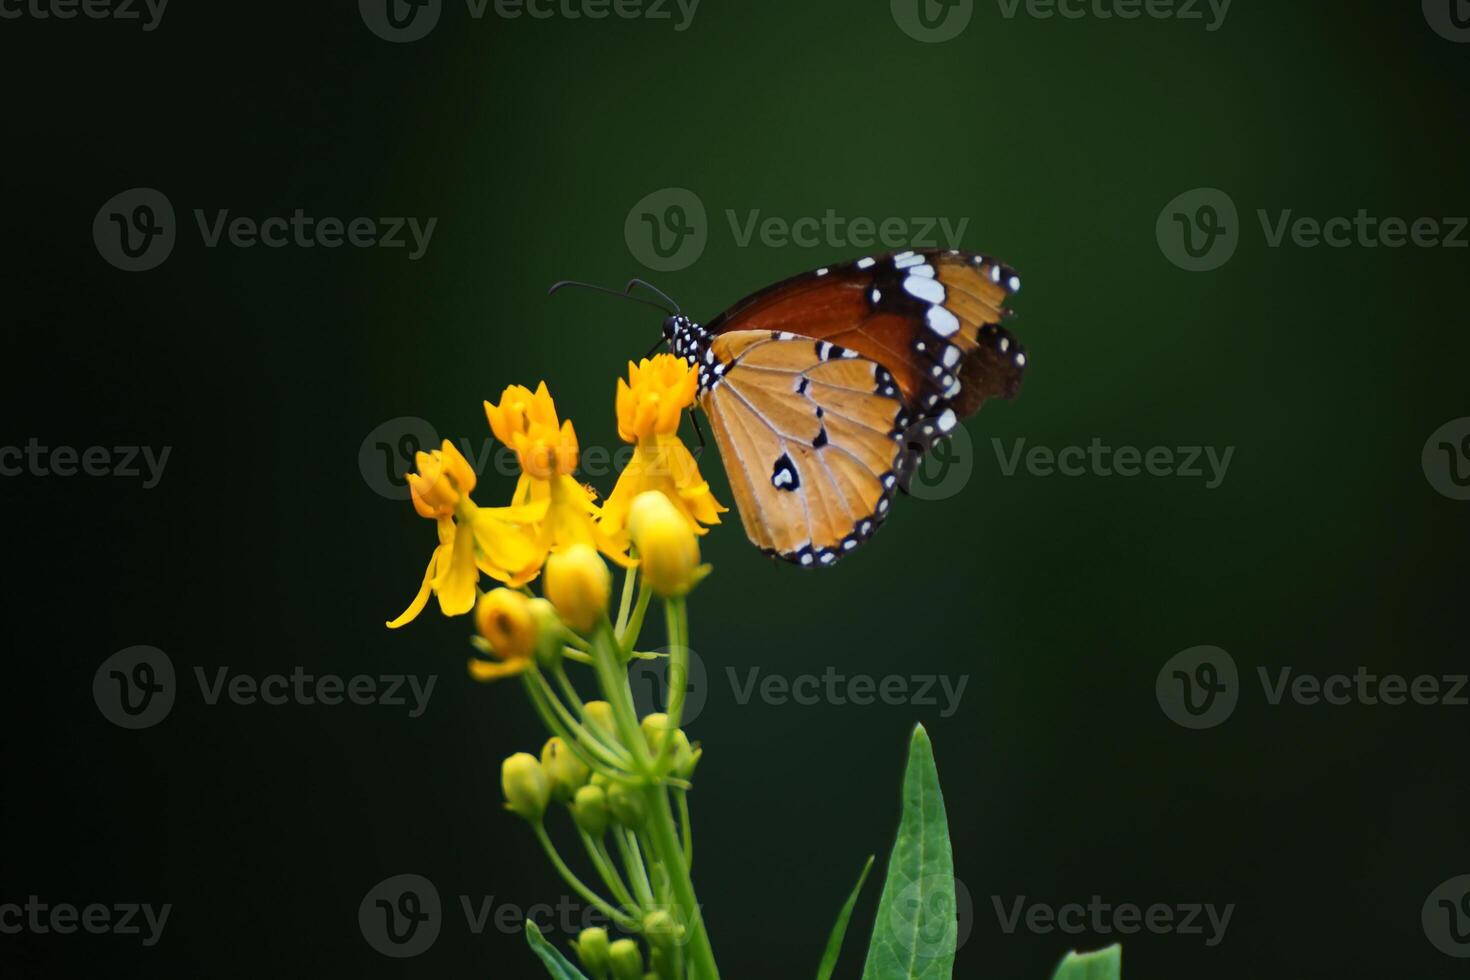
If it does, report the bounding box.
[662,248,1027,567]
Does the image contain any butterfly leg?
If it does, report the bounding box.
[688,407,707,456]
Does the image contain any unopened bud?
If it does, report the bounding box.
[572,784,611,837]
[541,736,590,801]
[500,752,550,822]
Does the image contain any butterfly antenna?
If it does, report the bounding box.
[622,278,681,315]
[547,278,678,316]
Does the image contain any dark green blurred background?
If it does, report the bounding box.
[2,1,1468,977]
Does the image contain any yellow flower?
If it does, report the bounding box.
[544,543,611,633]
[602,355,726,540]
[387,441,545,630]
[485,382,632,569]
[628,490,709,597]
[485,381,580,480]
[469,589,537,681]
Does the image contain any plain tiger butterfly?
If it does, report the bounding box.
[555,248,1026,567]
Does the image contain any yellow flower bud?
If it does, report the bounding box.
[544,544,611,633]
[627,491,707,597]
[641,713,698,777]
[573,927,611,977]
[606,781,645,829]
[607,938,644,980]
[541,736,590,801]
[584,700,617,738]
[527,597,567,669]
[500,752,550,822]
[572,784,611,836]
[470,589,539,682]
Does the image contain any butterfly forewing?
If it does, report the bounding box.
[705,249,1026,424]
[697,330,907,566]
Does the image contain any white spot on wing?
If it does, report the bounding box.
[856,256,876,269]
[937,408,957,433]
[904,275,945,305]
[926,305,959,337]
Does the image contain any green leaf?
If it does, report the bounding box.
[860,724,956,980]
[816,855,875,980]
[1050,944,1122,980]
[525,921,592,980]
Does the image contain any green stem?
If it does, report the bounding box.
[521,673,630,782]
[656,597,689,772]
[639,783,718,979]
[614,561,638,636]
[620,582,654,658]
[676,788,693,868]
[588,618,718,978]
[579,828,638,913]
[614,827,656,907]
[532,824,639,932]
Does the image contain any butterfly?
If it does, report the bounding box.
[559,248,1026,566]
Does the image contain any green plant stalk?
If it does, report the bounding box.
[578,828,638,913]
[588,618,719,979]
[532,824,639,932]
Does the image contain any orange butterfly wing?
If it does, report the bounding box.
[697,330,912,566]
[705,249,1025,420]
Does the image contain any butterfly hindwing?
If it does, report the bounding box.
[696,330,908,566]
[704,249,1026,425]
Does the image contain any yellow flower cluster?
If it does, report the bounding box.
[388,356,722,637]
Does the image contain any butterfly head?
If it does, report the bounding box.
[663,314,704,362]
